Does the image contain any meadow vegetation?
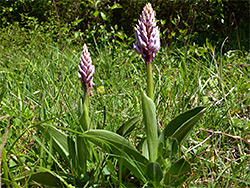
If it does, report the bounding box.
[0,0,249,187]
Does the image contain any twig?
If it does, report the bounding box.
[185,133,214,154]
[223,63,250,67]
[199,128,250,148]
[0,115,10,188]
[53,0,63,61]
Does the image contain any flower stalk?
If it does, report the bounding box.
[134,3,160,162]
[146,62,154,100]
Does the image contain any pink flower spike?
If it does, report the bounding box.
[78,44,95,94]
[134,3,160,64]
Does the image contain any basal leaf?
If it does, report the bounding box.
[159,107,206,143]
[147,162,163,183]
[168,158,191,176]
[85,130,149,180]
[116,116,141,137]
[76,135,88,175]
[15,167,69,187]
[141,90,158,162]
[85,130,148,165]
[37,124,70,165]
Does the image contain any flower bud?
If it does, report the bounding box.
[78,44,95,95]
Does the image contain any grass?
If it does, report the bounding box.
[0,25,249,187]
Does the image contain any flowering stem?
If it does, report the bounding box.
[146,63,154,100]
[78,89,90,131]
[84,89,90,130]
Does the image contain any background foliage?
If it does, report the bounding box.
[1,0,249,49]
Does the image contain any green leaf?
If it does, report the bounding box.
[37,125,89,177]
[168,158,191,176]
[141,138,149,159]
[141,90,158,162]
[85,130,149,181]
[110,4,122,10]
[68,136,77,174]
[37,124,70,166]
[93,10,99,17]
[15,167,68,187]
[158,137,179,160]
[85,130,148,165]
[116,116,141,137]
[37,125,148,182]
[147,162,163,183]
[100,12,107,21]
[159,107,206,143]
[169,138,179,157]
[76,135,88,175]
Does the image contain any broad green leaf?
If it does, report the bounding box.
[37,124,70,165]
[159,107,206,143]
[147,162,163,183]
[68,136,77,174]
[76,135,88,175]
[15,167,69,187]
[111,151,147,182]
[85,130,149,180]
[37,125,148,182]
[142,138,149,159]
[85,130,148,165]
[141,90,158,162]
[163,158,191,186]
[116,116,141,137]
[168,158,191,176]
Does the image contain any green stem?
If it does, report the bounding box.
[78,90,90,131]
[146,63,154,100]
[84,89,89,108]
[118,153,123,188]
[84,90,90,130]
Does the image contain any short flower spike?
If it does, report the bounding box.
[78,44,95,95]
[134,3,160,64]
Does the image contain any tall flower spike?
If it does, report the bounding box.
[133,3,160,64]
[78,44,95,95]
